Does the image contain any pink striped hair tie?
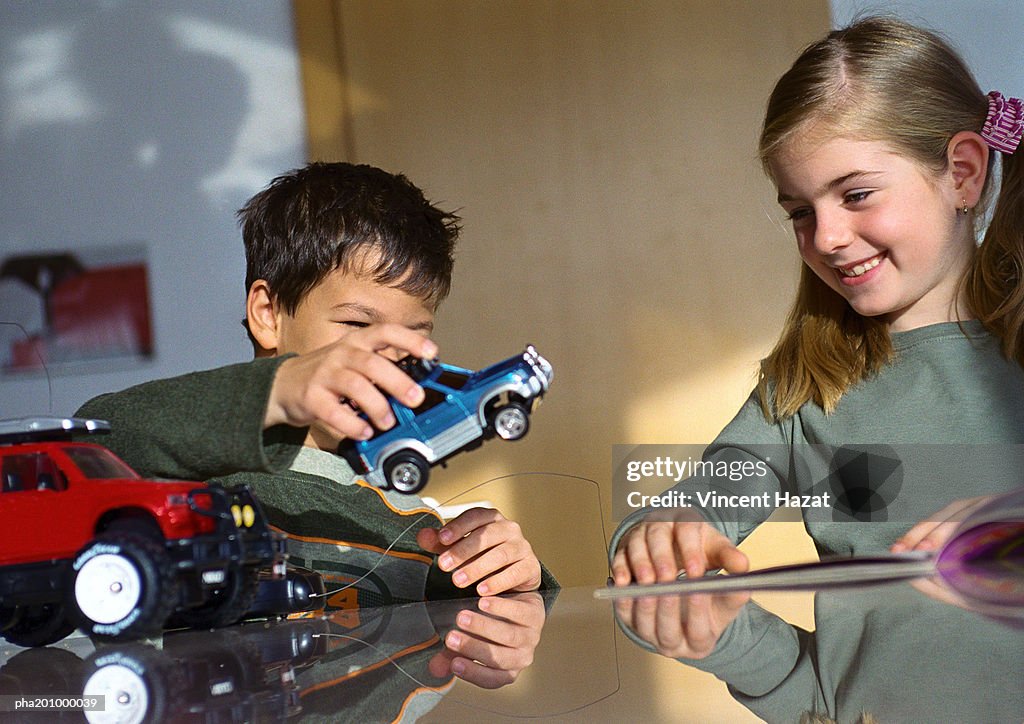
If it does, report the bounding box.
[982,90,1024,154]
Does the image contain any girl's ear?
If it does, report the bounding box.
[245,280,281,355]
[947,130,990,208]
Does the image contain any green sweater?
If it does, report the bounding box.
[76,355,557,607]
[610,321,1024,558]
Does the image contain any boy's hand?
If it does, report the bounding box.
[613,590,750,660]
[890,494,995,553]
[610,519,749,586]
[428,592,545,688]
[265,324,437,441]
[417,508,542,596]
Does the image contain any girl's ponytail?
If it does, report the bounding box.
[969,137,1024,365]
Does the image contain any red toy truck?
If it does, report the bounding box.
[0,417,284,647]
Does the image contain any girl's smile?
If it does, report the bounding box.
[836,252,884,281]
[772,134,975,331]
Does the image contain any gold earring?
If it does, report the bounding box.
[960,198,970,216]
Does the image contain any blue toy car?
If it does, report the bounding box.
[339,345,553,493]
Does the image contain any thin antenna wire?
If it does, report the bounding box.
[314,617,622,719]
[302,472,622,716]
[312,471,611,600]
[0,321,53,413]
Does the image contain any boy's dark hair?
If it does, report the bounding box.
[239,161,459,327]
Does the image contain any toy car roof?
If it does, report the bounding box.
[0,416,111,445]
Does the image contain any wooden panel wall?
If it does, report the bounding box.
[292,0,830,590]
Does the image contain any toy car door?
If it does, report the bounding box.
[0,450,77,562]
[407,381,479,460]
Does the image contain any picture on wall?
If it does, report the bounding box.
[0,244,153,374]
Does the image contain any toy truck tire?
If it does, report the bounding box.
[490,402,530,441]
[383,451,430,493]
[82,646,175,723]
[172,567,260,629]
[69,533,179,639]
[1,603,76,648]
[83,658,158,723]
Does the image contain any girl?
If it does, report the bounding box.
[611,16,1024,587]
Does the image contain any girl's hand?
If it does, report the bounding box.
[613,590,750,659]
[890,495,995,553]
[610,519,749,586]
[417,507,542,595]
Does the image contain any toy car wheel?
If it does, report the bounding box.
[83,661,152,724]
[0,603,76,648]
[383,451,430,494]
[171,567,259,629]
[81,646,172,724]
[1,646,84,695]
[491,402,530,441]
[70,533,179,639]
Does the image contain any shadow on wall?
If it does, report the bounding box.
[0,1,304,416]
[0,3,246,391]
[1,3,246,246]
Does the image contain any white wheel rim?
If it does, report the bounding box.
[496,409,526,439]
[392,461,422,491]
[75,553,143,624]
[84,663,149,724]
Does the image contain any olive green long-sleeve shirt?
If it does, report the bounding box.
[77,355,557,608]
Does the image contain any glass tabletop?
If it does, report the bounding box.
[1,577,1021,723]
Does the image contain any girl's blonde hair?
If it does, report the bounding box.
[757,16,1024,420]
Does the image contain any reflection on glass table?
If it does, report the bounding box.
[613,567,1024,724]
[3,573,1021,722]
[0,587,622,723]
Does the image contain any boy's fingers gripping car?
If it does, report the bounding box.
[0,417,286,647]
[339,345,553,494]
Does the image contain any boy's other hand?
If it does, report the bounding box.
[417,508,542,596]
[265,323,437,441]
[610,519,749,586]
[428,592,545,688]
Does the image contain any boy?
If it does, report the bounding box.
[77,162,555,610]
